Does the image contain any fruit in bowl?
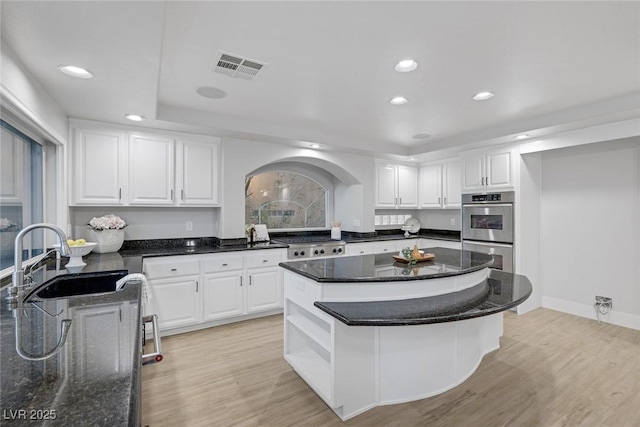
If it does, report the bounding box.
[53,241,97,267]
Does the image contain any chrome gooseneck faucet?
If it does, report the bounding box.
[8,223,71,302]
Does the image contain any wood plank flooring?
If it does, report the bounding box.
[141,309,640,426]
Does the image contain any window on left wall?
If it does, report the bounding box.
[0,119,45,270]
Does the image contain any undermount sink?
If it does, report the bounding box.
[24,270,129,301]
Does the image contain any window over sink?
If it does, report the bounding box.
[245,171,328,230]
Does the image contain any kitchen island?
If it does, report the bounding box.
[279,247,532,421]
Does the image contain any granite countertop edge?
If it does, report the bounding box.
[313,270,533,326]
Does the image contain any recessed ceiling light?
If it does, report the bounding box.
[124,114,146,122]
[390,96,408,105]
[196,86,228,99]
[58,64,94,79]
[473,91,495,101]
[395,59,418,73]
[412,133,431,140]
[515,134,529,140]
[310,143,321,149]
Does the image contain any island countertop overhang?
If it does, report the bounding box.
[279,247,494,283]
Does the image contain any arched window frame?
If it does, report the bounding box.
[245,163,334,231]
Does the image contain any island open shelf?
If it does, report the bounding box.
[280,247,532,421]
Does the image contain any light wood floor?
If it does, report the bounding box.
[141,309,640,427]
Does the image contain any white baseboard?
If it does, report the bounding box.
[542,296,640,331]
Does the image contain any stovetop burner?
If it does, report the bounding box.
[272,236,346,259]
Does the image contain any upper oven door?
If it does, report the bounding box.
[462,203,513,243]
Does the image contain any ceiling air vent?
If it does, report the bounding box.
[213,52,267,80]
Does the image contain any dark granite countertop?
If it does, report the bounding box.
[118,239,288,259]
[341,228,460,243]
[279,246,493,282]
[0,255,143,426]
[314,269,532,326]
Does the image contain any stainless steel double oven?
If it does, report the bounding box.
[462,191,514,273]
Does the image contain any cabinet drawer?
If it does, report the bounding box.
[201,254,244,273]
[143,256,200,279]
[245,250,283,269]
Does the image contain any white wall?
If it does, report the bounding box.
[70,207,219,241]
[540,138,640,329]
[0,40,68,144]
[220,137,376,239]
[414,209,461,231]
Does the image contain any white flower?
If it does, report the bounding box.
[88,214,127,230]
[0,218,18,231]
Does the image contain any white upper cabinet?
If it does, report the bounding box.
[72,126,127,205]
[70,121,220,207]
[129,133,175,205]
[462,147,513,192]
[375,163,418,208]
[176,139,219,206]
[419,161,461,209]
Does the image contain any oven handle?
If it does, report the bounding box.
[142,314,163,365]
[463,240,513,248]
[462,203,513,208]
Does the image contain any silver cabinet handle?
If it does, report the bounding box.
[118,188,122,201]
[262,259,268,263]
[195,281,198,292]
[170,268,177,272]
[181,189,185,201]
[222,263,228,267]
[171,189,174,200]
[481,177,485,186]
[249,275,252,285]
[240,276,243,286]
[438,197,441,204]
[444,197,447,205]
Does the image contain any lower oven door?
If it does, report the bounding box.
[463,240,514,273]
[462,204,513,243]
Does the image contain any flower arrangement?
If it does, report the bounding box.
[0,218,19,232]
[88,214,127,231]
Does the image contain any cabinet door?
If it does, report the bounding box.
[346,242,375,256]
[203,272,244,320]
[462,154,485,191]
[443,162,462,208]
[176,139,220,206]
[375,164,398,208]
[486,150,512,188]
[72,303,132,378]
[148,278,200,330]
[246,267,282,313]
[397,165,418,207]
[129,133,175,205]
[419,164,443,208]
[73,127,127,205]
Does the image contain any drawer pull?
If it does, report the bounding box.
[170,268,177,272]
[262,259,268,263]
[222,263,228,267]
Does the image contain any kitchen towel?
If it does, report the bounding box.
[116,273,152,304]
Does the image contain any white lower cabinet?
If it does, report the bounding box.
[203,272,244,321]
[246,267,282,313]
[143,249,285,334]
[346,242,375,255]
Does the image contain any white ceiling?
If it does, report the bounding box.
[2,1,639,160]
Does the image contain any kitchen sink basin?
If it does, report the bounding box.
[24,270,129,301]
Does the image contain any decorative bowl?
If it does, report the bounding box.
[53,242,97,267]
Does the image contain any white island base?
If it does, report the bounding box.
[283,270,504,421]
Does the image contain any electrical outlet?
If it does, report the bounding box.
[595,296,612,305]
[186,221,193,231]
[450,218,456,226]
[353,219,361,227]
